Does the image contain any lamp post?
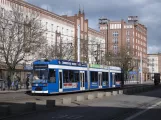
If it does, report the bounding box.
[140,52,143,84]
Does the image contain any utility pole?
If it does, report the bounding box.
[140,52,143,84]
[77,24,80,62]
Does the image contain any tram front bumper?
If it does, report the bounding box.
[32,90,48,93]
[32,86,48,94]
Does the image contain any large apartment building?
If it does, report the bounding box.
[0,0,105,80]
[0,0,148,82]
[0,0,105,63]
[147,53,161,80]
[99,16,148,81]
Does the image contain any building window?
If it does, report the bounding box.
[51,34,53,44]
[112,31,119,37]
[51,24,53,32]
[62,27,64,34]
[112,37,118,44]
[113,45,118,54]
[57,26,59,32]
[126,38,130,43]
[126,31,130,36]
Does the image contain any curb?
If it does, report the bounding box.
[0,90,31,94]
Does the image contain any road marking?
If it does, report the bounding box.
[52,115,83,119]
[125,101,161,120]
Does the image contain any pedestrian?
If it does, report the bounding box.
[11,80,14,90]
[26,76,29,89]
[16,75,21,89]
[2,80,5,91]
[7,76,11,90]
[15,77,19,90]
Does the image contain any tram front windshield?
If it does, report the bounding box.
[33,65,48,83]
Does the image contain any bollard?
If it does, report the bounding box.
[131,88,137,94]
[105,92,112,96]
[62,98,71,104]
[112,91,118,96]
[139,87,143,92]
[135,88,139,93]
[87,94,94,100]
[97,93,104,98]
[46,100,56,108]
[123,89,128,94]
[142,87,146,92]
[0,105,11,116]
[76,96,84,102]
[127,89,133,94]
[118,90,123,95]
[25,102,36,111]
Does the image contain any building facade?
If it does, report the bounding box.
[147,53,161,80]
[0,0,148,82]
[99,16,148,81]
[1,0,105,63]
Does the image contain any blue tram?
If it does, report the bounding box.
[31,59,122,94]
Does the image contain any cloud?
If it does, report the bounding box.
[58,10,73,16]
[25,0,161,54]
[40,4,52,12]
[148,45,160,54]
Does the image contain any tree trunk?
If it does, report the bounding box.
[8,68,16,82]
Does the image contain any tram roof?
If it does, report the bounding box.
[89,64,121,70]
[33,59,87,67]
[33,59,121,70]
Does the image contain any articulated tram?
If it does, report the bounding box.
[31,59,122,94]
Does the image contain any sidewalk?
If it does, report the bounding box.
[124,80,153,85]
[0,88,31,94]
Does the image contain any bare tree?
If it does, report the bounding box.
[88,37,105,64]
[105,45,137,85]
[39,42,74,60]
[0,6,46,79]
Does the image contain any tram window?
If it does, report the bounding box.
[63,70,69,83]
[74,71,79,82]
[102,72,105,81]
[91,71,98,82]
[115,73,121,81]
[69,70,74,82]
[85,71,87,82]
[48,69,56,83]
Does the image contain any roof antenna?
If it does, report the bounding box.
[79,4,81,14]
[83,5,84,14]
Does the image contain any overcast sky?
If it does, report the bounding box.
[25,0,161,54]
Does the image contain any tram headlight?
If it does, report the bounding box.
[44,83,48,86]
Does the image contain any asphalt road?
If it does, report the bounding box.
[4,86,161,120]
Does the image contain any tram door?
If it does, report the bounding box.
[80,71,85,90]
[59,70,63,92]
[98,72,102,88]
[112,73,116,87]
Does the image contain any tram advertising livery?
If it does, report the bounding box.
[32,59,122,94]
